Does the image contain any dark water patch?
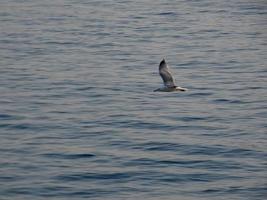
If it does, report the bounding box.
[246,86,264,90]
[43,41,81,46]
[2,123,62,132]
[48,110,70,114]
[30,135,67,140]
[179,116,207,122]
[198,29,220,34]
[222,148,265,158]
[178,60,205,66]
[157,12,177,16]
[229,87,264,91]
[101,119,175,131]
[5,123,32,130]
[3,187,102,198]
[201,186,267,198]
[125,158,242,170]
[88,93,109,98]
[159,159,206,166]
[140,142,260,158]
[0,147,34,155]
[131,15,145,19]
[107,114,129,118]
[213,98,247,104]
[0,176,19,182]
[187,92,213,97]
[56,172,136,182]
[159,159,243,170]
[141,142,185,151]
[55,170,231,185]
[255,111,267,118]
[192,146,266,159]
[159,172,236,183]
[41,153,96,160]
[108,139,134,148]
[3,187,33,196]
[0,114,17,120]
[76,86,95,91]
[187,146,242,157]
[0,123,12,128]
[4,186,145,198]
[202,188,222,193]
[168,124,219,131]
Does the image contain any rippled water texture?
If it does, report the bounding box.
[0,0,267,199]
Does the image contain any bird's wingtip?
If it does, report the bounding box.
[160,58,166,65]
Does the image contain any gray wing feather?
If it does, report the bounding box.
[159,59,176,87]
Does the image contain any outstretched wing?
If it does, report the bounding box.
[159,59,176,87]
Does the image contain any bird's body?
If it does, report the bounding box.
[154,86,187,92]
[154,59,187,92]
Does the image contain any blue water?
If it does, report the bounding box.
[0,0,267,199]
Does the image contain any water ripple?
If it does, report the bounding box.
[0,0,266,200]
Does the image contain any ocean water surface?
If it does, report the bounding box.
[0,0,266,199]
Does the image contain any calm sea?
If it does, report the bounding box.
[0,0,266,199]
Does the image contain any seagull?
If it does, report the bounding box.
[154,59,187,92]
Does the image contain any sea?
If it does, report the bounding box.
[0,0,266,199]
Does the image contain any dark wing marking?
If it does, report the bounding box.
[159,59,176,87]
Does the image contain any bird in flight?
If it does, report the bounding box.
[154,59,187,92]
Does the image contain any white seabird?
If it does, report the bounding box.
[154,59,187,92]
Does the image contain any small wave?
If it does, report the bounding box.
[157,12,176,16]
[188,92,213,97]
[55,172,134,182]
[0,114,13,120]
[76,86,95,91]
[41,153,96,159]
[213,98,246,104]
